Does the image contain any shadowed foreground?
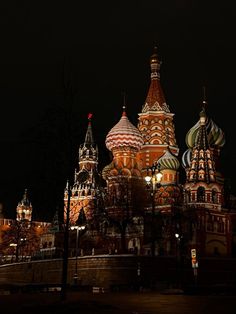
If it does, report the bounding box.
[1,291,236,314]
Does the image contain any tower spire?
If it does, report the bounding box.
[138,46,179,164]
[122,91,127,116]
[66,114,100,224]
[150,46,160,80]
[84,113,94,145]
[202,86,207,110]
[141,46,170,113]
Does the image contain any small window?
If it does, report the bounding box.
[197,186,205,202]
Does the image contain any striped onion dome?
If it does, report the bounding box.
[158,147,180,170]
[102,162,113,180]
[182,148,192,169]
[185,116,225,149]
[105,108,144,152]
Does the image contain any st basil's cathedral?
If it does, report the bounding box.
[64,47,236,258]
[1,47,232,262]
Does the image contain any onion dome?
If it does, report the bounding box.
[158,147,180,171]
[102,162,113,180]
[185,104,225,149]
[105,107,144,152]
[182,148,192,169]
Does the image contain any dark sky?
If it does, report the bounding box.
[0,1,235,221]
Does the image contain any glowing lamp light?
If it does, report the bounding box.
[145,175,152,183]
[156,171,163,183]
[71,225,86,231]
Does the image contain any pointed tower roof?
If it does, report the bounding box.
[79,113,98,162]
[19,188,31,207]
[84,113,94,145]
[142,47,170,113]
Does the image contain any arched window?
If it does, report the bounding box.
[197,186,205,202]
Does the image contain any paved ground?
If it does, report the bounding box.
[1,291,236,314]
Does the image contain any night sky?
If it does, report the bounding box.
[0,1,235,221]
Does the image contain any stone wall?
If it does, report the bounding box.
[0,255,176,289]
[0,255,236,289]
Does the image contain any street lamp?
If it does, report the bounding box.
[175,232,181,259]
[144,161,163,256]
[175,232,183,289]
[20,237,27,261]
[70,224,86,284]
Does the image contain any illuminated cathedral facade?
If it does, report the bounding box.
[1,47,235,266]
[64,47,236,258]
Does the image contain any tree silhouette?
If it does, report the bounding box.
[104,177,146,253]
[0,220,40,262]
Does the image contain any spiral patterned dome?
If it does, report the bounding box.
[105,110,144,152]
[185,117,225,149]
[158,148,180,171]
[181,148,192,169]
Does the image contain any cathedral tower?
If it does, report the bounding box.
[137,47,181,210]
[181,96,229,256]
[102,106,144,219]
[137,47,179,170]
[182,98,225,210]
[102,106,145,253]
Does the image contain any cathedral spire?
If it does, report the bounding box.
[138,47,179,169]
[84,113,94,145]
[142,46,170,113]
[150,46,160,80]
